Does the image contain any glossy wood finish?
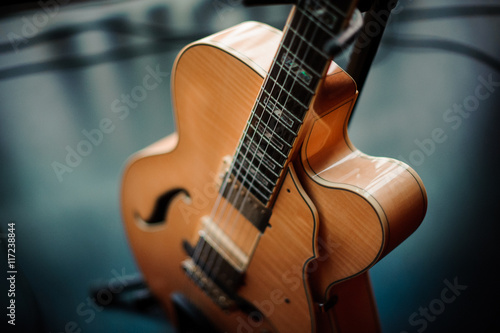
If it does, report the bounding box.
[121,21,426,332]
[296,68,427,299]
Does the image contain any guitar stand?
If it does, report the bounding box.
[347,0,399,97]
[245,0,398,112]
[89,274,222,332]
[89,274,165,318]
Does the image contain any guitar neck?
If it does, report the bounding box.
[228,0,359,207]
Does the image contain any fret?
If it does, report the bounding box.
[292,6,336,41]
[231,167,273,204]
[232,158,275,193]
[301,0,348,31]
[235,160,273,192]
[237,148,281,192]
[242,140,280,177]
[308,0,349,18]
[283,28,330,66]
[257,98,295,130]
[266,61,313,93]
[224,0,355,209]
[264,74,314,121]
[247,122,290,159]
[276,35,322,80]
[256,122,288,151]
[262,76,310,113]
[271,58,317,95]
[261,92,304,127]
[236,146,286,188]
[232,120,288,184]
[271,15,323,87]
[254,100,297,139]
[235,146,287,193]
[243,132,288,166]
[303,0,338,30]
[232,151,280,204]
[235,154,278,188]
[280,44,325,79]
[280,42,328,86]
[252,114,296,152]
[253,170,273,191]
[284,22,333,68]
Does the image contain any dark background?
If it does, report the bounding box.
[0,0,499,332]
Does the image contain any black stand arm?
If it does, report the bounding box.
[347,0,398,94]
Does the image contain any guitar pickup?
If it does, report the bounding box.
[181,235,246,311]
[200,216,249,271]
[181,258,237,310]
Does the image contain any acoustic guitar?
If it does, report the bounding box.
[120,0,427,332]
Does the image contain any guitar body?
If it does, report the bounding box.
[121,22,426,333]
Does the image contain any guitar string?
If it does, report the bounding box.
[217,4,318,263]
[185,0,334,303]
[212,5,314,275]
[209,0,352,288]
[187,0,322,300]
[179,13,302,278]
[195,6,310,288]
[204,2,324,289]
[184,0,355,316]
[199,26,302,286]
[181,12,295,294]
[220,2,328,280]
[198,0,332,294]
[229,0,351,275]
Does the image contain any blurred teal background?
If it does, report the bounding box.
[0,0,499,332]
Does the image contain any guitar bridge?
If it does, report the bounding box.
[181,258,237,310]
[181,237,245,311]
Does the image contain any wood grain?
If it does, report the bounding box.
[120,21,427,332]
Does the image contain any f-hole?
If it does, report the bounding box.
[136,188,188,225]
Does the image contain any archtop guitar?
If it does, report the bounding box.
[120,1,427,332]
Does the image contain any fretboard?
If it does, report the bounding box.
[227,0,358,205]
